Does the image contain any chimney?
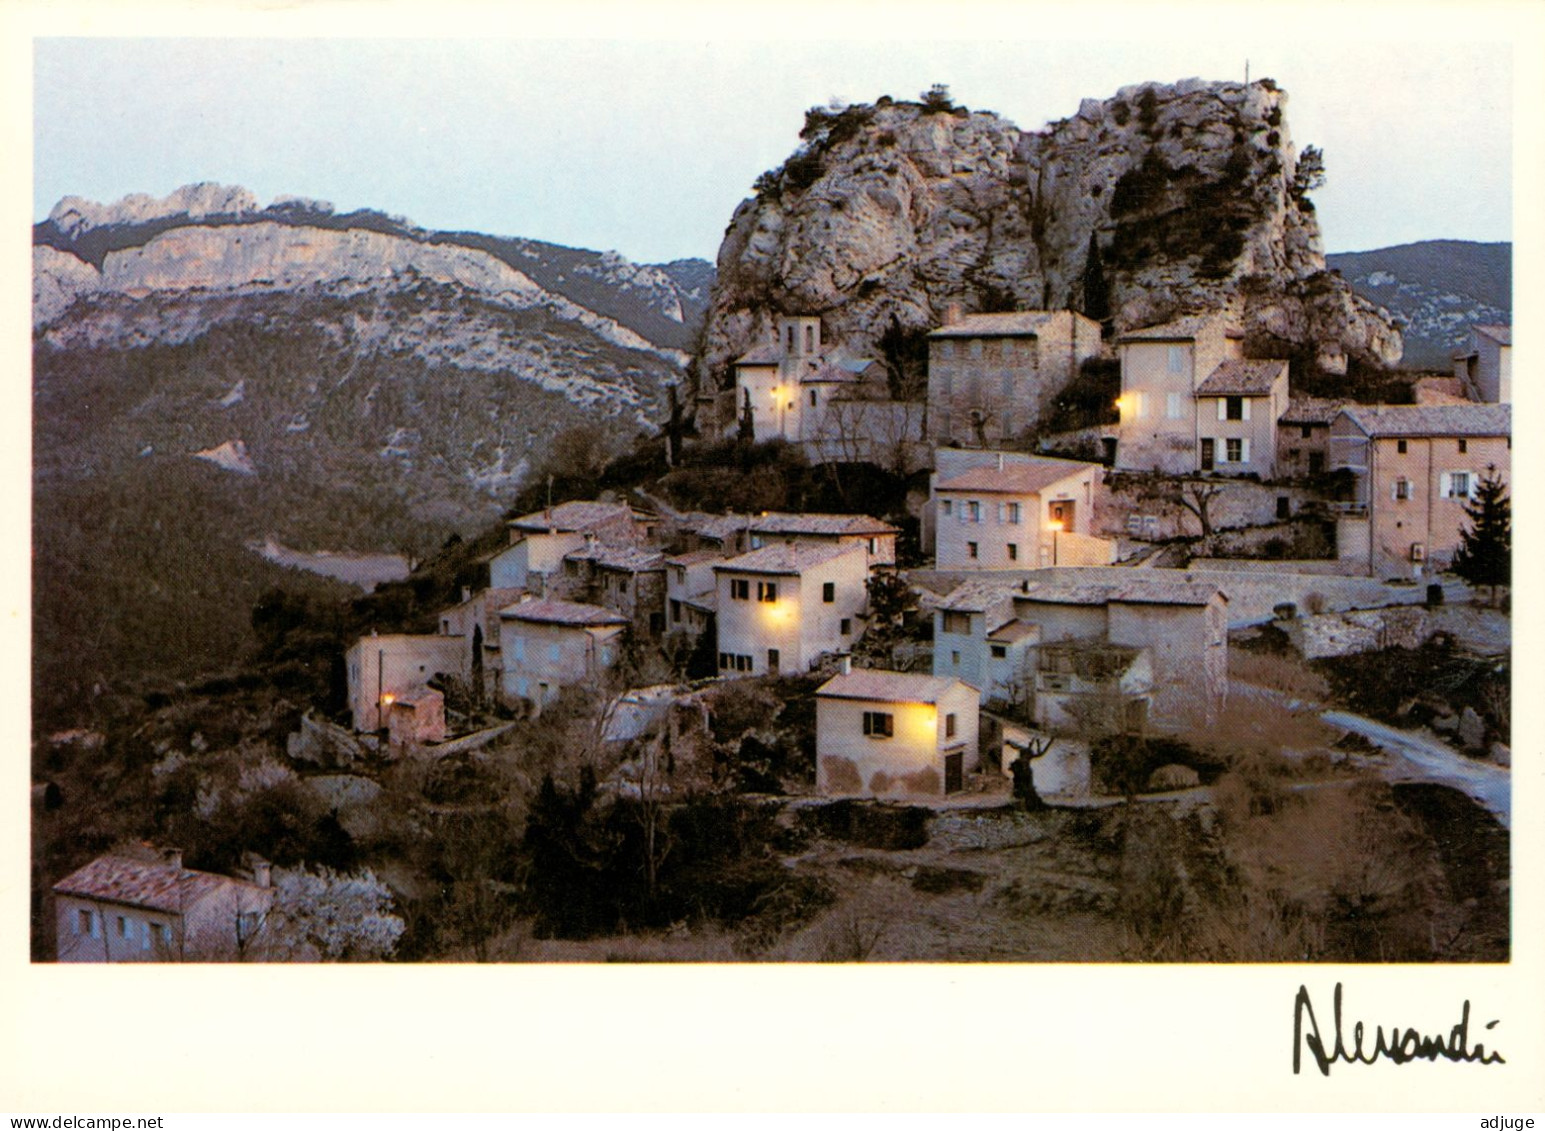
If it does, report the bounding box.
[160,847,184,872]
[839,654,852,675]
[996,452,1004,472]
[251,858,271,889]
[461,586,472,603]
[944,302,963,327]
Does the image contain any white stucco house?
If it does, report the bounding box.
[933,453,1108,570]
[498,597,628,707]
[712,542,869,677]
[815,664,981,799]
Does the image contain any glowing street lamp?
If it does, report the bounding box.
[1047,519,1064,565]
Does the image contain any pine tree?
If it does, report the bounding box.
[1451,465,1510,605]
[1081,231,1111,329]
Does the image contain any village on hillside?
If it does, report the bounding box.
[47,300,1512,963]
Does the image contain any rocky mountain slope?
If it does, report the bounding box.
[1327,240,1511,371]
[31,185,712,714]
[699,80,1403,403]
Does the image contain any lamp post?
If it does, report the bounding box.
[1048,519,1064,566]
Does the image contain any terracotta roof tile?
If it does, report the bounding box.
[816,668,973,705]
[1194,359,1287,395]
[936,456,1096,494]
[1337,403,1511,439]
[499,598,629,627]
[52,854,258,915]
[713,542,865,576]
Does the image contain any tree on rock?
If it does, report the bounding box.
[1080,231,1111,330]
[1451,465,1510,605]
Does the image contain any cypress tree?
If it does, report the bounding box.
[1451,465,1510,605]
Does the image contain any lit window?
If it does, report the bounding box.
[862,711,894,738]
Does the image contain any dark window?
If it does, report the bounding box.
[756,581,778,602]
[840,618,852,635]
[967,541,978,559]
[990,644,1007,659]
[730,578,749,600]
[823,582,835,603]
[1308,452,1325,474]
[1276,496,1290,520]
[945,713,957,738]
[1225,396,1244,420]
[862,711,894,738]
[1458,439,1468,454]
[1397,440,1408,454]
[670,599,682,623]
[942,611,972,634]
[809,390,817,407]
[767,649,780,673]
[1301,424,1313,439]
[1200,438,1215,471]
[1007,544,1018,561]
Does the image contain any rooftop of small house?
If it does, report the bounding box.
[1117,314,1243,343]
[680,512,752,543]
[986,619,1040,645]
[928,310,1072,339]
[665,548,729,568]
[1014,576,1225,608]
[936,577,1024,614]
[53,851,267,914]
[1194,359,1288,396]
[498,598,629,628]
[749,512,898,537]
[507,500,636,535]
[805,357,883,383]
[565,545,667,573]
[816,668,971,706]
[1336,403,1512,439]
[935,455,1096,495]
[1279,396,1346,426]
[713,541,864,577]
[1473,324,1511,347]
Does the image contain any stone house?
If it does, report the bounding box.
[926,309,1103,445]
[497,597,629,707]
[487,501,643,592]
[1191,358,1289,477]
[437,586,524,699]
[386,689,446,751]
[815,663,981,799]
[747,512,899,569]
[1453,324,1511,404]
[558,543,668,637]
[345,632,466,732]
[665,548,726,643]
[674,513,752,557]
[932,578,1038,710]
[53,847,273,963]
[933,570,1228,728]
[1328,403,1512,578]
[933,453,1107,570]
[729,315,887,444]
[712,542,869,677]
[1116,314,1244,473]
[1276,397,1344,479]
[1031,639,1154,732]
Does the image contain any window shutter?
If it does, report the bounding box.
[1241,439,1251,463]
[1242,398,1251,422]
[1439,472,1451,498]
[1217,398,1227,421]
[1391,479,1400,501]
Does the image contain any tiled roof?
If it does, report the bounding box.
[928,311,1066,338]
[713,541,864,576]
[1014,576,1225,608]
[1475,324,1511,346]
[986,619,1039,644]
[499,599,629,627]
[806,357,882,383]
[665,549,728,567]
[816,668,972,705]
[1337,403,1511,439]
[1279,396,1345,426]
[936,578,1024,613]
[683,513,750,542]
[1117,314,1241,342]
[735,344,783,365]
[52,854,256,915]
[936,456,1096,495]
[1194,359,1288,395]
[565,545,666,573]
[749,512,898,537]
[509,501,635,535]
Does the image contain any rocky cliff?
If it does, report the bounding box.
[700,80,1402,400]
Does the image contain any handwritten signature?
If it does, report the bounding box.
[1294,983,1504,1075]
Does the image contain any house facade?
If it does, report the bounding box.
[712,542,869,676]
[926,309,1103,445]
[488,501,642,592]
[437,586,524,699]
[54,848,273,963]
[1276,397,1343,479]
[1453,324,1511,404]
[557,544,668,637]
[932,569,1228,729]
[1328,404,1512,578]
[730,315,891,445]
[345,633,466,732]
[664,549,724,643]
[498,598,628,706]
[933,454,1105,570]
[815,665,981,799]
[1114,314,1246,474]
[746,512,899,569]
[1190,359,1289,478]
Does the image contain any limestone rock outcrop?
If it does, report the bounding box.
[699,80,1402,398]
